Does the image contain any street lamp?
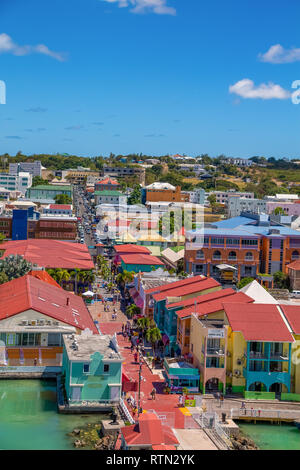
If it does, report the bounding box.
[137,351,143,419]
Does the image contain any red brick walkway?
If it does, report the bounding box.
[99,322,180,416]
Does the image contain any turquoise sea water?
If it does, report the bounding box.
[238,421,300,450]
[0,380,106,450]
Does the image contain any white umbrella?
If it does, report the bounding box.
[82,290,95,297]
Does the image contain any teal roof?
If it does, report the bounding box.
[30,185,72,191]
[94,190,124,196]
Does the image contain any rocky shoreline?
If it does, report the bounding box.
[231,431,259,450]
[68,423,117,450]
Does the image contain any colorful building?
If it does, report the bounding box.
[153,275,221,355]
[164,357,200,393]
[185,213,300,281]
[26,184,72,202]
[224,303,294,395]
[62,333,123,403]
[120,253,165,273]
[0,274,97,368]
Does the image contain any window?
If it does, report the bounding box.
[211,238,224,245]
[83,363,90,373]
[104,364,110,373]
[212,250,221,260]
[228,251,237,260]
[196,250,205,260]
[242,239,258,246]
[292,250,300,260]
[245,252,253,260]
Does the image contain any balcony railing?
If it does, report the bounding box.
[206,348,225,356]
[249,351,267,360]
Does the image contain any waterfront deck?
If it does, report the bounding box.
[231,408,300,424]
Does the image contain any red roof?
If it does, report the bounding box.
[121,413,179,447]
[223,303,294,342]
[28,270,61,289]
[168,287,236,310]
[96,177,120,186]
[0,275,98,333]
[153,277,221,302]
[280,305,300,334]
[0,240,94,270]
[145,274,207,295]
[114,244,151,254]
[120,254,164,266]
[177,292,253,319]
[49,204,72,210]
[95,243,104,247]
[287,260,300,271]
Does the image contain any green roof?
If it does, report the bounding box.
[94,190,124,196]
[30,185,72,191]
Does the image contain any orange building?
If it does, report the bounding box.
[144,183,189,203]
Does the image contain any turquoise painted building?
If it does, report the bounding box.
[154,300,179,356]
[120,254,164,274]
[62,333,123,403]
[243,341,292,393]
[164,358,200,393]
[26,185,72,202]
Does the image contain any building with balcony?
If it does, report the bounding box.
[0,274,98,368]
[0,172,32,195]
[173,288,253,356]
[185,213,300,281]
[153,275,221,355]
[102,165,145,185]
[224,303,294,395]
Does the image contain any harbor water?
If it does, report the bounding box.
[238,421,300,450]
[0,379,107,450]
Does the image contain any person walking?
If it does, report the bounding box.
[220,393,224,408]
[178,394,184,407]
[134,352,138,363]
[150,387,156,400]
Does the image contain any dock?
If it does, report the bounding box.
[231,408,300,425]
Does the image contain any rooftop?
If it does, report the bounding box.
[0,275,98,333]
[94,190,124,196]
[29,185,72,191]
[280,305,300,335]
[153,276,221,302]
[120,254,164,266]
[63,333,122,361]
[0,240,94,270]
[223,303,294,342]
[121,413,179,447]
[114,244,151,254]
[239,280,278,304]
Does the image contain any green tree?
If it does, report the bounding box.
[32,176,49,187]
[126,304,141,318]
[274,207,286,215]
[127,185,142,205]
[146,327,162,355]
[0,255,36,282]
[273,271,290,290]
[54,194,72,205]
[237,277,254,289]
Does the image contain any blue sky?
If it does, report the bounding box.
[0,0,299,158]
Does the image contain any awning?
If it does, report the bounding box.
[82,290,95,297]
[216,264,237,271]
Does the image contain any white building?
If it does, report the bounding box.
[228,195,267,217]
[210,190,254,205]
[0,172,32,195]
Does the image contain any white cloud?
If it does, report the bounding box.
[229,79,290,100]
[102,0,176,15]
[259,44,300,64]
[0,33,65,61]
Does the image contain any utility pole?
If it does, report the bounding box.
[137,352,143,419]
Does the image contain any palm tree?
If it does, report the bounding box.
[55,269,71,287]
[146,327,162,355]
[126,304,141,318]
[137,317,150,332]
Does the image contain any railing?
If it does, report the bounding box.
[207,348,224,356]
[230,408,300,421]
[195,412,231,450]
[68,398,119,407]
[119,398,135,424]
